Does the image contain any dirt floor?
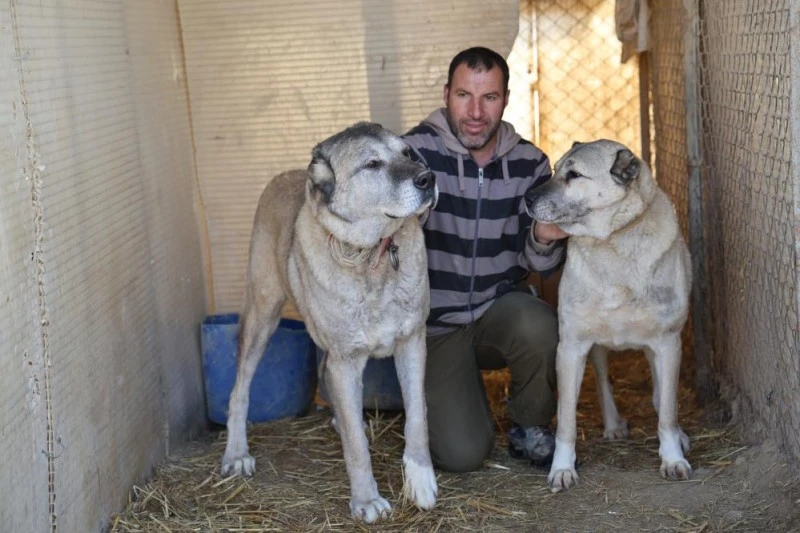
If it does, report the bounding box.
[110,351,800,532]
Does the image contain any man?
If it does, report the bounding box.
[402,46,569,472]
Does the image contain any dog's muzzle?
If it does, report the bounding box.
[413,170,436,191]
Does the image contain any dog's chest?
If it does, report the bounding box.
[291,255,428,358]
[561,244,688,347]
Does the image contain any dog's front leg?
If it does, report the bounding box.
[548,338,592,492]
[325,354,391,523]
[393,331,437,511]
[648,335,692,480]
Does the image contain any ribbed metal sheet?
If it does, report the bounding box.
[0,3,50,530]
[178,0,519,312]
[3,0,207,530]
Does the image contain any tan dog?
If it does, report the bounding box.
[221,122,439,522]
[526,139,692,492]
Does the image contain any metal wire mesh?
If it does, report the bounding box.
[650,0,800,461]
[534,0,641,159]
[698,0,798,455]
[505,0,641,162]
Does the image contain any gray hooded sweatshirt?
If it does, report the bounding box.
[403,109,565,335]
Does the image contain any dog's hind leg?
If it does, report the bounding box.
[647,335,692,480]
[394,331,437,511]
[548,338,593,492]
[221,291,285,477]
[325,353,391,523]
[589,345,629,440]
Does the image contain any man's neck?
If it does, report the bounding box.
[469,138,497,168]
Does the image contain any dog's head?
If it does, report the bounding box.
[306,122,438,247]
[526,139,656,239]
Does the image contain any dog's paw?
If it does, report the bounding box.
[350,496,392,523]
[402,456,437,510]
[660,458,692,481]
[678,427,691,453]
[221,453,256,477]
[603,417,629,440]
[548,467,580,493]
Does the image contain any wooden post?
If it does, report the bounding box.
[683,0,713,404]
[791,1,800,366]
[638,51,651,168]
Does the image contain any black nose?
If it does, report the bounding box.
[413,170,435,190]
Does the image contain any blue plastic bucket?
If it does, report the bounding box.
[201,314,317,425]
[316,347,405,411]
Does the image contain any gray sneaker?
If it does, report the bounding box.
[507,424,555,466]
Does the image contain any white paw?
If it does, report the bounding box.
[548,467,580,493]
[660,458,692,480]
[603,417,629,440]
[221,453,256,477]
[350,496,392,523]
[402,456,437,510]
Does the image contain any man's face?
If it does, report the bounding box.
[443,63,509,151]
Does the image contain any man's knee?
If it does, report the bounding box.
[430,425,495,473]
[502,293,559,348]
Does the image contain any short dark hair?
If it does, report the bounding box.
[447,47,510,92]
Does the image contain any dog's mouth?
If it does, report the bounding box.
[384,189,437,219]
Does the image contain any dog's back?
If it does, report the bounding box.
[246,169,307,305]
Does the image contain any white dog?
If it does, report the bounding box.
[221,123,439,521]
[526,139,692,492]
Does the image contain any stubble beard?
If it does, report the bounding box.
[445,109,501,151]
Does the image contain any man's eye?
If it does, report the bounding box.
[566,170,582,181]
[365,160,383,169]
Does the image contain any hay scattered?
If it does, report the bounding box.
[111,352,799,532]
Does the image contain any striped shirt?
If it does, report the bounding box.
[403,109,565,335]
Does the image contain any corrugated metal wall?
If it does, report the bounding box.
[1,1,207,531]
[1,3,50,531]
[178,0,520,313]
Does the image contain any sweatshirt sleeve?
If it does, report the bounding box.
[518,155,566,274]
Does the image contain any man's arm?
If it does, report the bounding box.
[518,155,567,273]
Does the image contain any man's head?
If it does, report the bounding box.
[443,47,510,156]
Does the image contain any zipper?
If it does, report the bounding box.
[467,168,484,322]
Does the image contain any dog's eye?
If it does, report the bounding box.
[402,147,412,159]
[565,170,582,181]
[365,159,383,170]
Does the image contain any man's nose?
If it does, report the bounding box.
[468,99,484,119]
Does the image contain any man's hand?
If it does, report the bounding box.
[533,222,569,245]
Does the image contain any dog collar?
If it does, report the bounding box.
[326,233,399,271]
[378,236,400,271]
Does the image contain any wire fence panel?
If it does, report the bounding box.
[651,0,799,461]
[534,0,641,160]
[697,0,798,458]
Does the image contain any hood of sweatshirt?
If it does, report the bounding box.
[421,108,522,190]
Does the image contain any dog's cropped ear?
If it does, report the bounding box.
[570,141,583,149]
[610,148,640,186]
[307,144,335,205]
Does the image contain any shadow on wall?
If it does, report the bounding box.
[362,0,403,133]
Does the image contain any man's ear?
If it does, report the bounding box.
[610,148,640,186]
[307,144,335,205]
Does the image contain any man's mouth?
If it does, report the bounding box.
[462,122,486,135]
